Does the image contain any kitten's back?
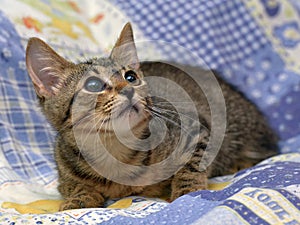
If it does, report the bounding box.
[141,61,278,176]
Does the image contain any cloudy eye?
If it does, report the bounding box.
[84,76,106,93]
[124,70,140,85]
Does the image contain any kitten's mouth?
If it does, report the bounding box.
[109,101,149,131]
[118,103,139,118]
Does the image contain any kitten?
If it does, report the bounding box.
[26,23,278,210]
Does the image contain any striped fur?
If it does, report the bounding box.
[26,23,278,210]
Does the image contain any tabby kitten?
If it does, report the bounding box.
[26,23,278,211]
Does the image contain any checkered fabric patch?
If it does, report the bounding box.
[113,0,268,68]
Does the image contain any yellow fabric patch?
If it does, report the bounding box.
[2,199,63,214]
[208,181,231,190]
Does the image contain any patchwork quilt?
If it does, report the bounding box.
[0,0,299,224]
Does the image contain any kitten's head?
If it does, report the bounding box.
[26,23,151,139]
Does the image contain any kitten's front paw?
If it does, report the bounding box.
[59,198,85,211]
[170,186,205,202]
[170,167,207,202]
[59,195,104,211]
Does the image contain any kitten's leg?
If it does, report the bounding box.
[170,145,208,201]
[59,184,105,211]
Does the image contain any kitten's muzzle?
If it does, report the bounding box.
[117,102,140,118]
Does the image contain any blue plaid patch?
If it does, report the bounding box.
[0,10,56,185]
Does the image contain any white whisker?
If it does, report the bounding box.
[151,106,208,132]
[145,107,202,139]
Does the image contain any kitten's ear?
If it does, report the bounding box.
[110,22,140,69]
[26,38,74,98]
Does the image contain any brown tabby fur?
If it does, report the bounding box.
[26,23,278,211]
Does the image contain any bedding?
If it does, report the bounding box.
[0,0,299,224]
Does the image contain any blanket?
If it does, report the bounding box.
[0,0,299,224]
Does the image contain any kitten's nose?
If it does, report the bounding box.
[120,86,135,100]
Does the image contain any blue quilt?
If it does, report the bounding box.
[0,0,299,224]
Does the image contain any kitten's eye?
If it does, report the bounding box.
[84,77,106,93]
[124,70,140,85]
